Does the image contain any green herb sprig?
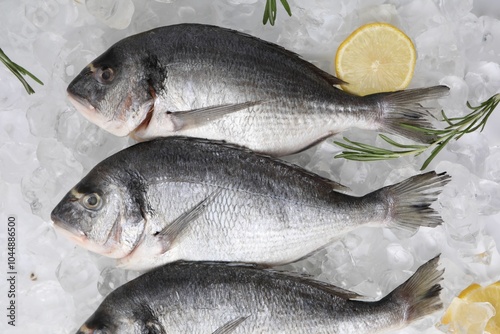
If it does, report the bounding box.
[263,0,292,26]
[0,48,43,95]
[334,93,500,170]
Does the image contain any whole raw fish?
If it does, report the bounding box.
[67,24,448,156]
[75,256,443,334]
[51,137,449,270]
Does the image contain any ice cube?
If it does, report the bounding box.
[439,75,469,113]
[97,266,141,297]
[447,132,490,174]
[85,0,135,30]
[226,0,259,4]
[465,61,500,103]
[386,243,414,270]
[484,148,500,183]
[0,67,23,111]
[438,298,495,334]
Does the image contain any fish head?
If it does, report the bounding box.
[51,170,147,260]
[75,309,127,334]
[76,304,161,334]
[67,45,154,137]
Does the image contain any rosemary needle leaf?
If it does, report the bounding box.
[421,135,453,170]
[379,134,427,149]
[263,6,270,24]
[280,0,292,16]
[0,48,43,94]
[335,92,500,169]
[441,110,454,126]
[263,0,292,26]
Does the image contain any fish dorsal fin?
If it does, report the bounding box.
[228,27,347,87]
[263,268,363,300]
[212,316,249,334]
[156,189,222,253]
[161,136,351,193]
[174,261,365,300]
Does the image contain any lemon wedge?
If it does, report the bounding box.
[441,281,500,333]
[335,22,416,96]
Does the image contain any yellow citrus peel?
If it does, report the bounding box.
[335,22,416,96]
[441,281,500,333]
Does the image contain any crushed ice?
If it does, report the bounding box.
[0,0,499,333]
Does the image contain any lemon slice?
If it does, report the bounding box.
[335,22,416,96]
[441,281,500,333]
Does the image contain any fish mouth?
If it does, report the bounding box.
[51,213,89,246]
[51,212,122,257]
[67,92,98,122]
[67,90,149,137]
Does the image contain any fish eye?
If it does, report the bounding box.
[95,67,115,84]
[93,330,109,334]
[81,193,102,210]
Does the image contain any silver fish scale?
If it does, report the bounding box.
[67,24,448,153]
[52,138,448,271]
[87,262,410,333]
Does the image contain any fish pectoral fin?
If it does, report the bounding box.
[143,319,164,334]
[166,101,262,131]
[212,316,249,334]
[156,189,223,253]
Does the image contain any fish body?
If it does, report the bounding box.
[51,137,449,270]
[76,256,443,334]
[67,24,448,156]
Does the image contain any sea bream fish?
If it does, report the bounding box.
[67,23,449,156]
[75,256,444,334]
[51,137,449,270]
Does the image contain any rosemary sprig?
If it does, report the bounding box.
[334,93,500,170]
[0,48,43,95]
[263,0,292,26]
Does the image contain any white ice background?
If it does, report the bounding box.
[1,0,500,333]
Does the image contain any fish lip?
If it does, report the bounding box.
[67,90,96,113]
[51,212,87,239]
[51,210,133,259]
[51,216,120,258]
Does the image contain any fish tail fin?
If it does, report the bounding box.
[377,171,451,233]
[373,85,450,143]
[389,255,444,323]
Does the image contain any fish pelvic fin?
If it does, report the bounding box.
[378,171,451,233]
[374,85,450,143]
[388,255,444,323]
